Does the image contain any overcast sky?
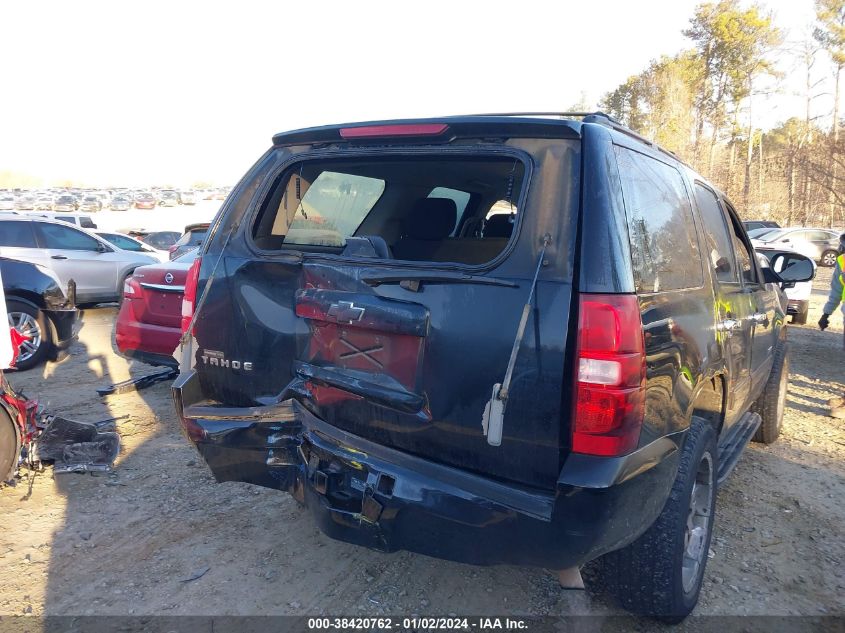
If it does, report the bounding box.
[0,0,824,187]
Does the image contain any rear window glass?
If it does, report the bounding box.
[176,230,207,247]
[615,146,703,293]
[252,155,525,265]
[144,232,179,249]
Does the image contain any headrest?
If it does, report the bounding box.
[406,198,457,240]
[484,213,515,238]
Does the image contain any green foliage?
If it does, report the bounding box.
[600,0,845,226]
[815,0,845,68]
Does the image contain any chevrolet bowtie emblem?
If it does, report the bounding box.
[327,300,365,323]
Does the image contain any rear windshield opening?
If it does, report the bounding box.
[251,155,526,266]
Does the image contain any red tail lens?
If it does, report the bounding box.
[573,294,646,457]
[180,257,202,334]
[122,277,140,299]
[339,123,449,139]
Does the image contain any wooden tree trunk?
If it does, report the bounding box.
[787,151,796,226]
[830,66,841,228]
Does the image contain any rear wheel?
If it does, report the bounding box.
[0,407,20,482]
[751,343,788,444]
[821,250,838,267]
[7,300,52,371]
[598,419,717,622]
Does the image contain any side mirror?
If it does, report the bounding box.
[96,242,110,253]
[771,252,815,284]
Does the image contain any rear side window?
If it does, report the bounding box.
[615,147,702,293]
[694,184,739,284]
[103,233,144,251]
[0,221,37,247]
[723,200,757,285]
[80,217,96,229]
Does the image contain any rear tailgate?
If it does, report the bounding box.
[132,263,190,328]
[189,136,580,489]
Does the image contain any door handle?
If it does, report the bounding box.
[716,318,742,333]
[51,255,68,260]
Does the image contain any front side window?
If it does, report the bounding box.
[723,202,756,285]
[694,184,738,284]
[615,146,703,293]
[251,155,526,265]
[36,223,101,251]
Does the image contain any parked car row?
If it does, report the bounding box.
[0,186,228,213]
[750,226,842,267]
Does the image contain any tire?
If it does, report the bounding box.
[598,419,717,622]
[0,408,19,483]
[750,342,788,444]
[791,303,809,325]
[6,300,52,371]
[821,250,838,267]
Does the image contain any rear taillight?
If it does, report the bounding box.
[180,257,202,334]
[572,294,645,457]
[122,277,140,298]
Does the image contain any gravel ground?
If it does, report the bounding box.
[1,270,843,628]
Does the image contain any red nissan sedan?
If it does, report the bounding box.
[114,251,197,367]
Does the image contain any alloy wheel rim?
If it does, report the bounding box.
[823,252,837,266]
[7,312,42,363]
[682,451,714,594]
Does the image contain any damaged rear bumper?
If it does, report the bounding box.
[172,369,679,568]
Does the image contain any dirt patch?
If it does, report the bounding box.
[1,279,843,624]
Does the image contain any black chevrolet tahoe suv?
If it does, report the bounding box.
[172,113,815,620]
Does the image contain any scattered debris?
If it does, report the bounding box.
[180,566,210,582]
[97,368,177,397]
[34,416,119,473]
